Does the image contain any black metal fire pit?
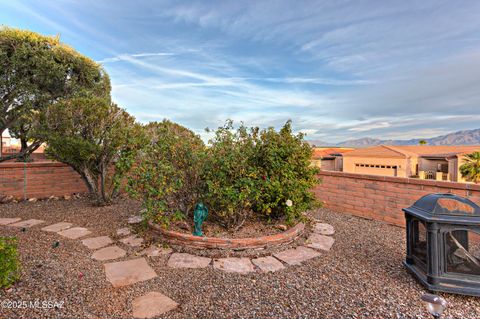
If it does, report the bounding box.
[404,193,480,296]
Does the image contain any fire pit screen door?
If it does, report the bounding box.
[403,193,480,296]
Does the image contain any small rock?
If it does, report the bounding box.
[141,245,172,257]
[116,227,131,236]
[128,216,143,224]
[120,235,144,247]
[1,195,14,204]
[28,197,37,202]
[306,233,335,251]
[63,195,71,200]
[313,223,335,235]
[276,224,288,231]
[176,221,191,231]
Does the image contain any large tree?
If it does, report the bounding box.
[38,96,142,205]
[460,151,480,184]
[0,27,110,161]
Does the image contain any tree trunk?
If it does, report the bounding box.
[79,168,102,205]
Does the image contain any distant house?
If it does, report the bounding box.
[311,148,354,171]
[342,145,480,182]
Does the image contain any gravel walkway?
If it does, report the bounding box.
[1,198,480,318]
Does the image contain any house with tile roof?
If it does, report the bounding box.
[342,145,480,182]
[311,147,354,171]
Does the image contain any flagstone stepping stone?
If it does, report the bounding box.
[82,236,113,249]
[313,223,335,235]
[92,245,126,261]
[140,245,172,257]
[128,216,143,224]
[306,233,335,251]
[116,227,131,236]
[274,246,321,266]
[104,258,157,288]
[0,217,21,225]
[41,222,73,232]
[167,253,211,269]
[57,227,92,239]
[120,235,144,247]
[132,292,178,318]
[251,256,285,272]
[10,219,45,228]
[213,257,255,274]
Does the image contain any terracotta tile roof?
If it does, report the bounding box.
[312,148,354,159]
[343,145,480,159]
[392,145,480,157]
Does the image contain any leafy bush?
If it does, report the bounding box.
[131,119,319,230]
[127,120,205,227]
[202,121,259,229]
[0,237,20,288]
[203,120,319,228]
[253,121,320,223]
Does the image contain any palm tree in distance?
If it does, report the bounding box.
[460,151,480,184]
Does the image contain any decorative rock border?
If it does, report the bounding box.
[149,221,305,249]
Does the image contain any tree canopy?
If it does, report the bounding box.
[0,27,110,161]
[40,97,141,205]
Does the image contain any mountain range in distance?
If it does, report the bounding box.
[308,128,480,147]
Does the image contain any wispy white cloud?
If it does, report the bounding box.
[97,52,175,64]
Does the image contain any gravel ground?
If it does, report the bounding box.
[1,198,480,318]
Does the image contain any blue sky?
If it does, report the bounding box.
[2,0,480,143]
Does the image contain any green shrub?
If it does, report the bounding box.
[253,121,320,223]
[202,121,259,229]
[127,120,205,227]
[130,119,320,230]
[0,237,21,288]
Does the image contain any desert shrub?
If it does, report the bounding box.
[202,121,259,229]
[130,119,319,230]
[127,120,205,227]
[203,120,319,228]
[0,237,21,288]
[253,121,320,223]
[39,97,140,205]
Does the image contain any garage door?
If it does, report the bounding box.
[354,164,397,176]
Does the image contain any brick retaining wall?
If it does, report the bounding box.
[313,171,480,227]
[0,162,87,200]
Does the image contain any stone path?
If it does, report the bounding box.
[1,215,335,317]
[213,257,255,273]
[167,253,211,269]
[120,235,144,247]
[82,236,113,249]
[0,217,21,225]
[58,227,92,239]
[10,219,45,228]
[132,292,178,319]
[252,256,285,272]
[41,222,73,232]
[104,258,157,288]
[92,245,126,261]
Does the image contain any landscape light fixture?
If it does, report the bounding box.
[420,293,447,318]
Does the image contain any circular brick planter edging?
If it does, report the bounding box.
[148,221,305,250]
